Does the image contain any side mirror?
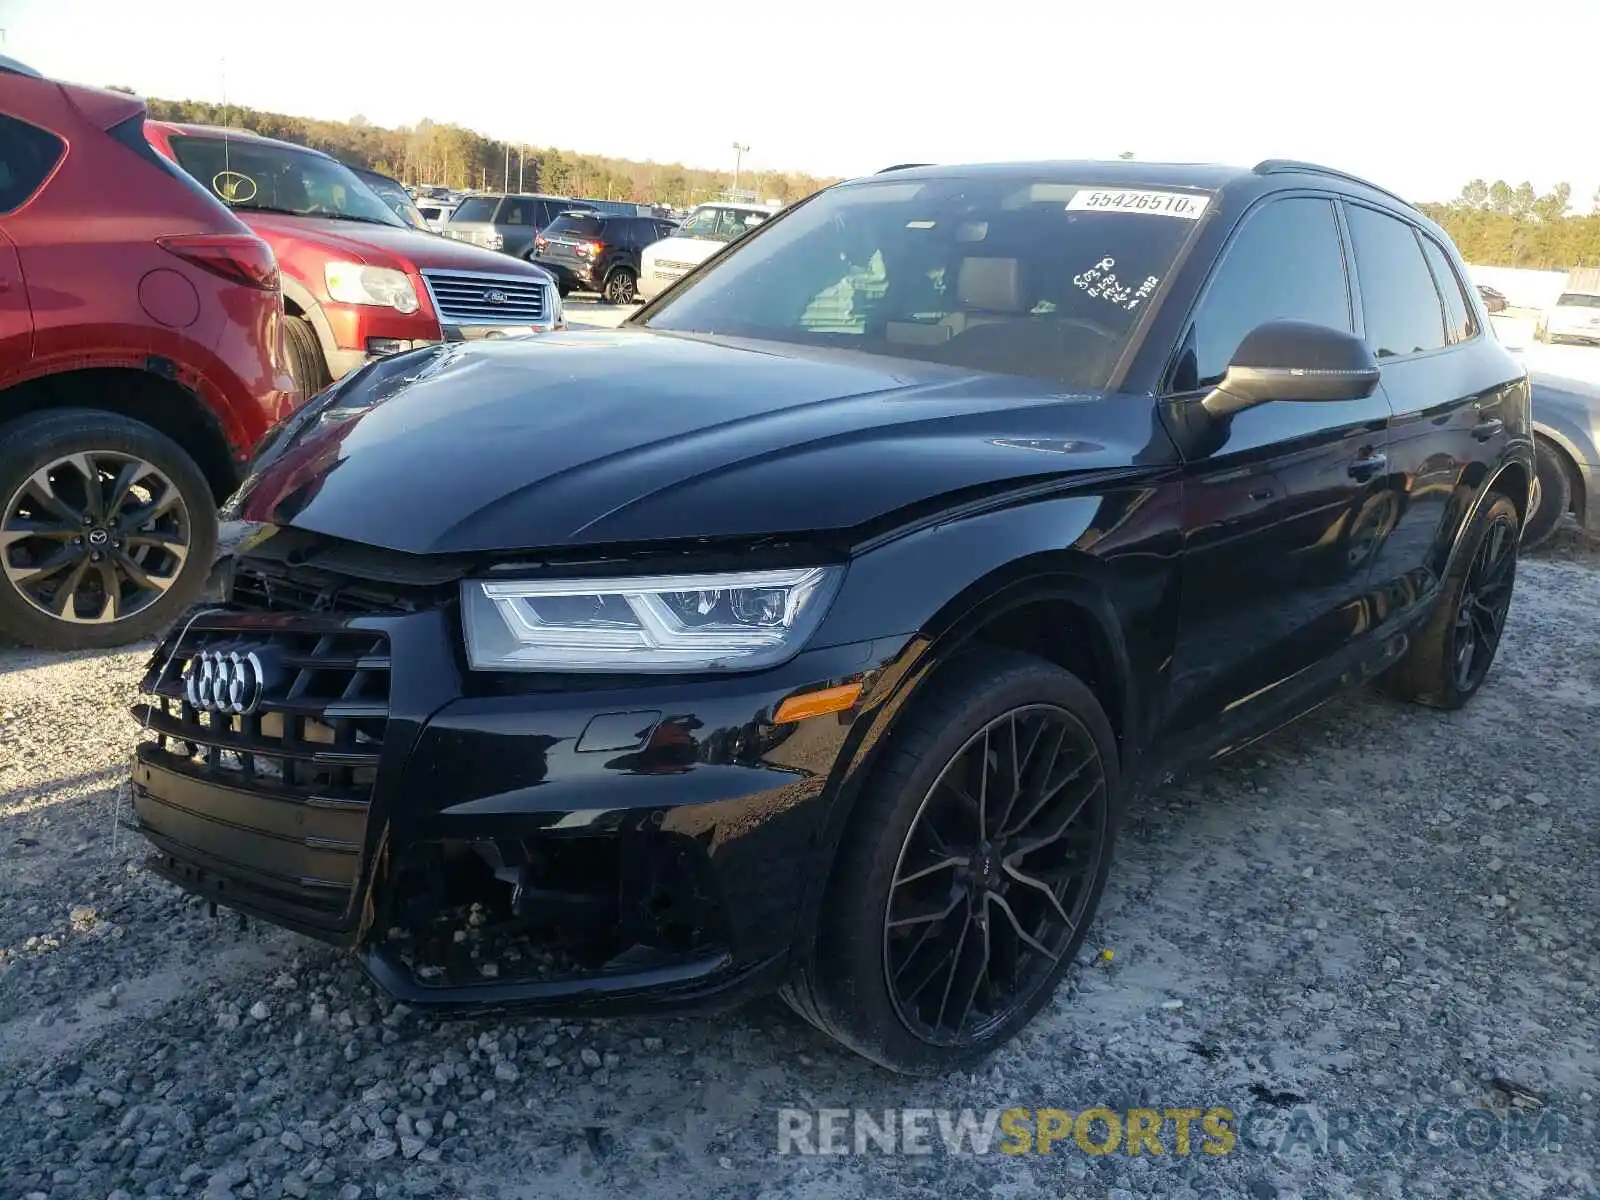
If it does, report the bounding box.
[1202,319,1380,418]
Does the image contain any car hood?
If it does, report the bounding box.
[242,213,550,277]
[232,330,1143,556]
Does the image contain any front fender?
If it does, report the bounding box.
[278,274,341,365]
[792,486,1182,959]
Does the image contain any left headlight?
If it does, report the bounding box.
[460,566,844,673]
[324,261,419,314]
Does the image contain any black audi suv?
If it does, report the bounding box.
[129,159,1532,1073]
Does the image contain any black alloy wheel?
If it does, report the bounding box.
[1450,505,1517,694]
[884,703,1110,1046]
[0,409,216,650]
[780,650,1121,1073]
[603,268,637,305]
[1377,491,1520,711]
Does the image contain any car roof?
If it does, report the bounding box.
[470,192,570,202]
[691,201,779,213]
[156,121,337,159]
[858,158,1413,212]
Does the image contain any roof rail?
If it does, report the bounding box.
[877,163,933,173]
[1252,159,1414,209]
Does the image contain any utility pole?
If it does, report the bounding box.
[731,142,750,194]
[518,148,525,192]
[504,144,510,191]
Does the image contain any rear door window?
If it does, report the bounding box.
[1344,204,1448,359]
[450,196,501,223]
[0,113,65,213]
[503,198,537,225]
[535,199,566,226]
[1178,197,1353,390]
[1418,236,1478,343]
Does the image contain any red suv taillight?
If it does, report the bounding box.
[579,241,604,258]
[157,233,279,290]
[534,235,548,252]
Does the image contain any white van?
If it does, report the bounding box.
[637,202,778,301]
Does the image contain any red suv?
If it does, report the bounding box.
[144,124,564,396]
[0,58,296,650]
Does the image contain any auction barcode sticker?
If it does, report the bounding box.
[1066,189,1211,219]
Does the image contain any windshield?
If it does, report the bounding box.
[675,205,766,242]
[450,196,500,223]
[641,177,1211,388]
[1556,293,1600,308]
[356,171,430,231]
[170,135,404,226]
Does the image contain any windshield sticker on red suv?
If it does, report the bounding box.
[1066,189,1210,220]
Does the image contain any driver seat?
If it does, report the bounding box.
[886,255,1030,347]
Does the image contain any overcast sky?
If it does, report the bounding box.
[3,0,1593,207]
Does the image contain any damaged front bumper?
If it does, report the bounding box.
[128,556,901,1016]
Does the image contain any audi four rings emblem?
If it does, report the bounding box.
[181,646,282,715]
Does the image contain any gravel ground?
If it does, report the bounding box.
[2,531,1597,1200]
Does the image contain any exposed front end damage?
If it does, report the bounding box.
[128,532,898,1016]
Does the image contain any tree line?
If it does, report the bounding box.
[123,94,839,208]
[1419,179,1600,271]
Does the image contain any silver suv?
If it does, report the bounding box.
[441,193,572,260]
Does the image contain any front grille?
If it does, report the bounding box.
[655,260,696,272]
[228,558,409,615]
[130,621,392,929]
[422,270,547,324]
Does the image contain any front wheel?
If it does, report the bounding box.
[782,650,1120,1073]
[283,314,330,401]
[1521,438,1573,550]
[0,409,218,650]
[602,267,637,305]
[1377,491,1519,710]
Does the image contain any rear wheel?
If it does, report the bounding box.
[781,650,1119,1073]
[1522,438,1573,550]
[0,409,217,650]
[283,315,330,401]
[1378,492,1519,710]
[602,267,637,305]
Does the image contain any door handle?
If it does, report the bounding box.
[1348,453,1387,482]
[1472,417,1505,442]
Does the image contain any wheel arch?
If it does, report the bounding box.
[792,539,1151,965]
[278,274,339,368]
[0,366,239,500]
[1531,423,1588,523]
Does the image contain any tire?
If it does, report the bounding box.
[1377,491,1519,711]
[1521,438,1573,551]
[602,267,637,305]
[781,649,1121,1073]
[0,408,218,651]
[283,315,330,401]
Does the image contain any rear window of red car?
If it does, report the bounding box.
[0,113,64,212]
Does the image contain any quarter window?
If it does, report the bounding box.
[0,113,65,213]
[1344,204,1448,358]
[1179,198,1352,390]
[1419,235,1478,344]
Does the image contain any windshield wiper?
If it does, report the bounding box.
[314,212,403,228]
[228,204,311,218]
